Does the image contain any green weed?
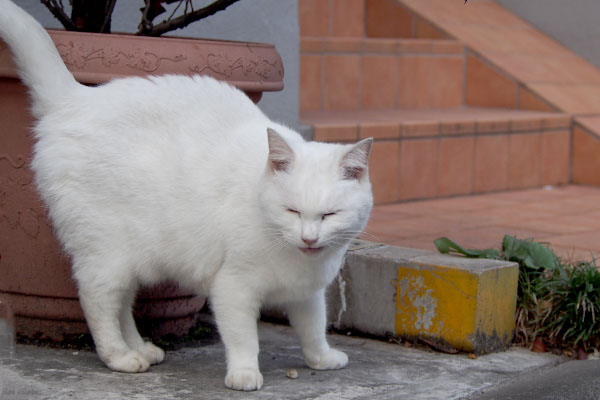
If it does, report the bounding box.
[435,235,600,352]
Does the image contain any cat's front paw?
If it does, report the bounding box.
[304,348,348,370]
[139,341,165,365]
[225,367,264,391]
[105,349,150,373]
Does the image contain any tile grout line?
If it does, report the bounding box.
[319,53,325,112]
[470,130,477,196]
[397,138,403,202]
[327,0,333,37]
[537,130,543,187]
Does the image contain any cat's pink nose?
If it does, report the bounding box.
[302,237,318,246]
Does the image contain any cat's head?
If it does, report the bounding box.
[259,128,373,256]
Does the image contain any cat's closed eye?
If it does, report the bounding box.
[286,209,338,220]
[321,212,337,221]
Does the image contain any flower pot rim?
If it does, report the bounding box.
[49,29,281,49]
[0,28,284,92]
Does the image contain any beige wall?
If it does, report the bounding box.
[496,0,600,69]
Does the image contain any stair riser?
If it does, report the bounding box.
[299,0,448,39]
[311,122,570,205]
[301,42,464,112]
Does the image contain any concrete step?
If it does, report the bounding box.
[301,107,570,204]
[326,240,519,355]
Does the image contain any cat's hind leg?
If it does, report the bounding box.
[76,265,150,373]
[286,289,348,370]
[120,289,165,365]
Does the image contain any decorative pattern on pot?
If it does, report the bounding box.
[0,154,43,239]
[44,30,284,90]
[56,41,187,72]
[190,52,280,80]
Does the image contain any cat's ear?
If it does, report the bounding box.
[340,138,373,180]
[267,128,295,173]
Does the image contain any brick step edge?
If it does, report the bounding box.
[301,37,463,55]
[301,110,571,143]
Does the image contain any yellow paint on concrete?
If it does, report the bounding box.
[395,258,518,354]
[475,268,519,346]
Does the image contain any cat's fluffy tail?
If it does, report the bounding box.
[0,0,79,117]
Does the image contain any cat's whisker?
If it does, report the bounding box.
[261,235,292,256]
[357,230,378,238]
[326,241,348,248]
[265,240,287,254]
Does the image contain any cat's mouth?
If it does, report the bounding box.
[299,246,324,254]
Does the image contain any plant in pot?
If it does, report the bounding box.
[0,0,284,342]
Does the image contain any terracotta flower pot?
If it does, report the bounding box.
[0,30,284,341]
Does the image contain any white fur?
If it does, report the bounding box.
[0,0,373,391]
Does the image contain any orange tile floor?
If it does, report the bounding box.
[365,185,600,262]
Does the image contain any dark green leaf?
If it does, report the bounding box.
[434,237,500,259]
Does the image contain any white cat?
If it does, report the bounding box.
[0,0,373,391]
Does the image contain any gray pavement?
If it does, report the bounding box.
[0,320,572,400]
[467,358,600,400]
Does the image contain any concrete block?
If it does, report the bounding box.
[328,243,432,337]
[330,242,519,354]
